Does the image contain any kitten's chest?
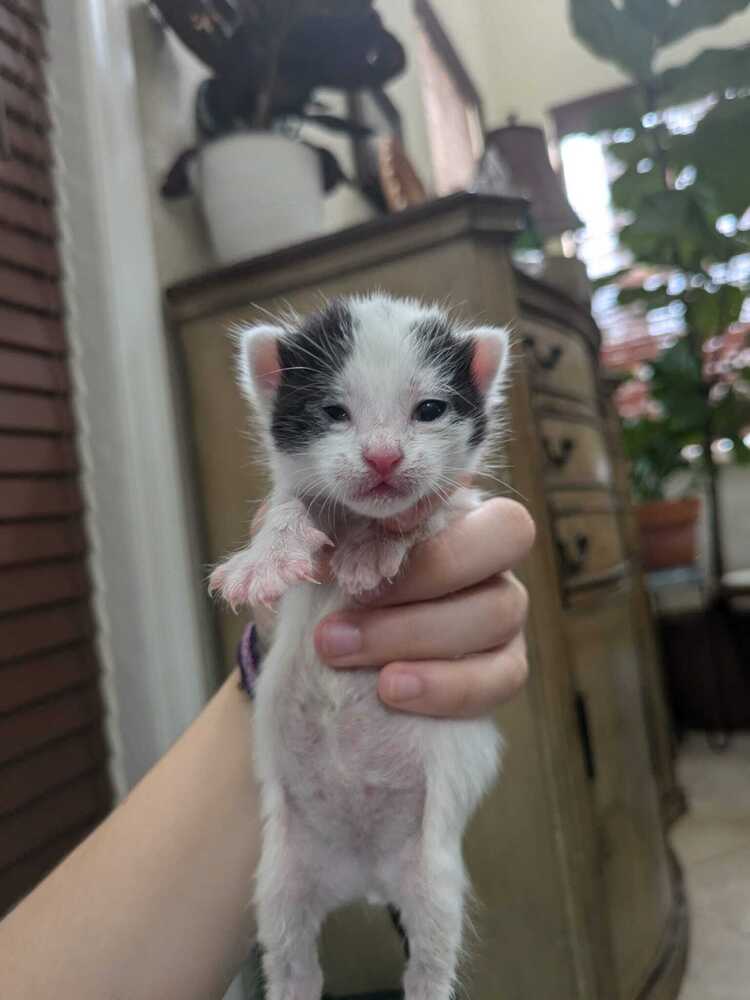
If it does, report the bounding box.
[280,671,424,788]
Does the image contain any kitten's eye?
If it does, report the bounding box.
[414,399,448,422]
[323,404,350,423]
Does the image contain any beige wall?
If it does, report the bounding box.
[129,5,213,286]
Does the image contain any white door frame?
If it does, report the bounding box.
[46,0,212,793]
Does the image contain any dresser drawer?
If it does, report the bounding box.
[537,414,613,490]
[521,318,598,405]
[550,500,627,594]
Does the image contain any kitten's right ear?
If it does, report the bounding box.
[237,324,285,407]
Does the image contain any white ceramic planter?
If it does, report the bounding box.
[197,133,324,264]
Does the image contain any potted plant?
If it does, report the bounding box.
[153,0,405,263]
[569,0,750,581]
[619,345,706,570]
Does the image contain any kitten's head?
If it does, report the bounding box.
[238,295,509,519]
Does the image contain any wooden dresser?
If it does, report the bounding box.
[167,194,687,1000]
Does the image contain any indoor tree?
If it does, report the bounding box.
[569,0,750,580]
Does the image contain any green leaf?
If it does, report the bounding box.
[649,339,707,435]
[711,388,750,438]
[621,410,695,501]
[623,0,673,38]
[684,285,745,340]
[610,159,667,214]
[655,44,750,108]
[714,283,745,332]
[609,133,656,169]
[667,97,750,217]
[660,0,750,46]
[570,0,750,82]
[569,0,655,79]
[619,189,747,269]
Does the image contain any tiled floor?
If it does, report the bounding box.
[671,732,750,1000]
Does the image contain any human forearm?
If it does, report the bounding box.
[0,675,260,1000]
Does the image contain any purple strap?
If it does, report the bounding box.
[237,623,261,698]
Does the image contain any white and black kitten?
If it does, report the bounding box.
[211,294,509,1000]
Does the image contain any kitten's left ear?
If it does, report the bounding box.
[470,326,511,397]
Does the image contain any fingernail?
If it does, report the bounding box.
[318,621,362,658]
[383,673,425,702]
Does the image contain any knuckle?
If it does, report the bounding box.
[509,575,530,623]
[492,582,512,634]
[488,576,528,644]
[507,650,530,694]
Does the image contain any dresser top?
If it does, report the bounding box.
[165,193,528,324]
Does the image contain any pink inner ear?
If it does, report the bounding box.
[251,335,281,394]
[471,336,503,394]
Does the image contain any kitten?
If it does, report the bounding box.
[210,294,509,1000]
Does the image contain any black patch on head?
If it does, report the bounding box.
[271,299,354,452]
[412,315,487,447]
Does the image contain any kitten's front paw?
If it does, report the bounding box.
[210,527,331,610]
[208,553,309,610]
[332,535,409,597]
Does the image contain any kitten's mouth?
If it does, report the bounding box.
[368,482,405,498]
[355,478,413,502]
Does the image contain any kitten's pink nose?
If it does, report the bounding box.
[363,447,403,479]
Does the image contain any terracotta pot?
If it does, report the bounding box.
[636,497,701,571]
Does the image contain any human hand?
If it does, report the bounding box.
[313,499,534,718]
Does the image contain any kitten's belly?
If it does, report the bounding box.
[257,583,428,855]
[281,677,427,853]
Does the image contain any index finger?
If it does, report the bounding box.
[371,498,535,607]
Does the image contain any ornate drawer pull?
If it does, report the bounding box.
[557,532,589,579]
[542,435,576,470]
[523,335,564,372]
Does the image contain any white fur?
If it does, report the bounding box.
[212,295,509,1000]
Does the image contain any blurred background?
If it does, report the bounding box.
[2,2,750,998]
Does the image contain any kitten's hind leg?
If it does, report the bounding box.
[391,843,466,1000]
[255,805,333,1000]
